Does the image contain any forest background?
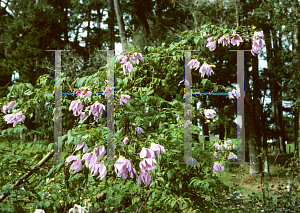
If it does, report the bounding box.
[0,0,299,212]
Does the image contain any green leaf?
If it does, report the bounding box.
[45,201,50,207]
[194,37,200,45]
[146,88,154,96]
[152,191,155,199]
[171,200,176,208]
[167,170,173,181]
[124,77,129,87]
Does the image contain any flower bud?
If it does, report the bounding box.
[213,120,216,123]
[9,173,12,176]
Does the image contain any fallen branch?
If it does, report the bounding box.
[0,149,55,203]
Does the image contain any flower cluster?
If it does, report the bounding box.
[1,101,16,114]
[138,143,165,185]
[74,86,92,101]
[1,101,25,127]
[211,140,238,173]
[187,59,215,79]
[1,101,25,128]
[116,51,144,77]
[206,30,264,57]
[66,144,107,179]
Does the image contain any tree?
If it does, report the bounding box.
[114,0,127,52]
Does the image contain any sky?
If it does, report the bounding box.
[3,3,294,133]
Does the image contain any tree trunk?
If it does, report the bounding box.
[291,0,300,159]
[245,52,263,177]
[219,123,225,141]
[154,0,162,46]
[107,0,114,50]
[97,8,103,50]
[114,0,127,52]
[235,0,240,28]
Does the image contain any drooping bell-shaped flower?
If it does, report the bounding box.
[227,153,238,160]
[206,37,217,51]
[75,142,88,153]
[199,63,215,78]
[186,157,197,167]
[120,94,131,106]
[213,162,224,174]
[89,101,105,117]
[138,171,151,185]
[218,36,230,46]
[204,109,216,119]
[231,31,243,46]
[69,100,83,116]
[140,147,156,159]
[149,143,165,157]
[187,59,200,70]
[65,155,82,173]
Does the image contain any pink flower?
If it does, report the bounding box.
[1,105,9,114]
[138,171,151,185]
[8,101,16,109]
[231,145,236,150]
[204,109,216,119]
[206,37,216,51]
[139,158,156,171]
[116,55,127,64]
[134,127,144,135]
[82,152,98,169]
[140,147,155,159]
[124,51,135,63]
[123,137,129,145]
[213,162,224,174]
[104,87,114,98]
[132,52,144,65]
[253,32,264,47]
[251,42,262,56]
[14,112,24,124]
[227,153,238,160]
[79,111,87,120]
[114,157,137,180]
[75,142,88,153]
[65,155,82,173]
[89,101,105,116]
[3,112,24,127]
[120,94,131,106]
[69,100,83,116]
[186,157,197,167]
[3,113,15,125]
[213,152,219,159]
[218,36,230,46]
[78,87,92,101]
[187,59,200,70]
[90,162,107,180]
[149,143,165,157]
[95,145,106,158]
[229,89,240,99]
[122,62,134,76]
[231,31,243,46]
[213,142,222,150]
[199,63,214,78]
